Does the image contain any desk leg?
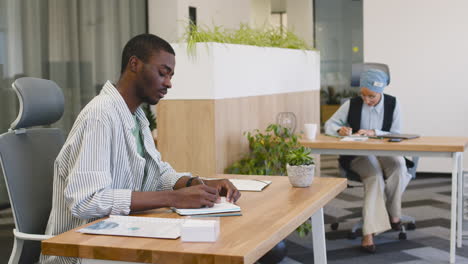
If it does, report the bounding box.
[311,207,327,264]
[451,152,460,263]
[457,152,464,248]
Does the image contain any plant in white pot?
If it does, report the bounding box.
[286,146,315,187]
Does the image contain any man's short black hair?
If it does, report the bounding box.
[120,34,175,74]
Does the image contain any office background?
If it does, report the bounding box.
[0,0,468,263]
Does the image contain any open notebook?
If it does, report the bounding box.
[229,179,271,191]
[77,215,184,239]
[173,197,241,216]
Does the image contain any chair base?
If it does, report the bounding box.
[8,235,23,264]
[331,214,416,241]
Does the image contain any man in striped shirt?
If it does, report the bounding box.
[41,34,241,264]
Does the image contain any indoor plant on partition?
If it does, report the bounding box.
[225,124,313,238]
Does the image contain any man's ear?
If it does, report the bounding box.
[128,56,140,73]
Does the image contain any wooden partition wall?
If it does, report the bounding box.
[157,91,320,177]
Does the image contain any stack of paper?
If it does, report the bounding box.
[173,197,241,216]
[340,136,368,142]
[77,215,184,239]
[229,179,272,191]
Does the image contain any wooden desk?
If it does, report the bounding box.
[42,174,347,264]
[301,134,468,264]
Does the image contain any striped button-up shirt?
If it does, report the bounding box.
[41,81,188,264]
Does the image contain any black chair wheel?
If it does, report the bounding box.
[347,231,358,240]
[407,222,416,230]
[331,223,339,230]
[399,232,407,240]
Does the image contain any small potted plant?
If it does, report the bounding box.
[286,146,315,187]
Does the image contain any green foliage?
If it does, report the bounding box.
[183,23,313,57]
[321,86,360,105]
[225,124,314,238]
[286,146,314,166]
[225,124,299,176]
[142,103,157,131]
[296,221,312,237]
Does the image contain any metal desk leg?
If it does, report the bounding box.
[311,207,327,264]
[451,152,460,263]
[457,152,464,248]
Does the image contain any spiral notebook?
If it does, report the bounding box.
[77,215,184,239]
[229,179,271,191]
[173,197,241,216]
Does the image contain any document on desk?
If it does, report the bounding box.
[340,136,368,142]
[173,197,241,216]
[77,215,184,239]
[229,178,272,191]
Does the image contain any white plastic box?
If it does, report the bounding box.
[181,218,220,242]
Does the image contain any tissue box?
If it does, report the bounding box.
[181,218,220,242]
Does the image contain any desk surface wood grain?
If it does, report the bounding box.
[300,134,468,152]
[42,174,346,264]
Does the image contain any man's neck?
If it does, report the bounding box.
[116,78,141,114]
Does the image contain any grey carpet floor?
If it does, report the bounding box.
[277,155,468,264]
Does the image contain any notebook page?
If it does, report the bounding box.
[77,215,184,239]
[173,197,241,216]
[229,179,271,191]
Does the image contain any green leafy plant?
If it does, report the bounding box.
[225,124,299,176]
[225,124,313,237]
[142,103,156,131]
[286,146,314,166]
[321,86,360,105]
[182,23,313,57]
[296,221,312,238]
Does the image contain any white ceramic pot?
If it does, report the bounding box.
[286,164,315,187]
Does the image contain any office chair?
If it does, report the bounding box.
[330,63,418,240]
[0,77,65,264]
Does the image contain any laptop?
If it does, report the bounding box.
[382,134,420,139]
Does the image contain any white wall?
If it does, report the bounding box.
[148,1,179,43]
[364,0,468,172]
[148,0,253,43]
[250,0,271,28]
[286,0,314,47]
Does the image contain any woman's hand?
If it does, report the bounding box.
[356,129,376,137]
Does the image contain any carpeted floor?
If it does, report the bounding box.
[277,155,468,264]
[0,155,466,264]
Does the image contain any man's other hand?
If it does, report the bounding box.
[205,179,241,203]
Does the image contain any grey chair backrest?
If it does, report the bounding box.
[0,77,65,262]
[350,63,390,87]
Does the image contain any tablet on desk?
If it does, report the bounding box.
[382,134,420,139]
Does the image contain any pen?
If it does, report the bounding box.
[324,134,343,138]
[197,176,205,185]
[338,120,352,136]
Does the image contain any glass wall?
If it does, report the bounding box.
[0,0,147,134]
[315,0,363,106]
